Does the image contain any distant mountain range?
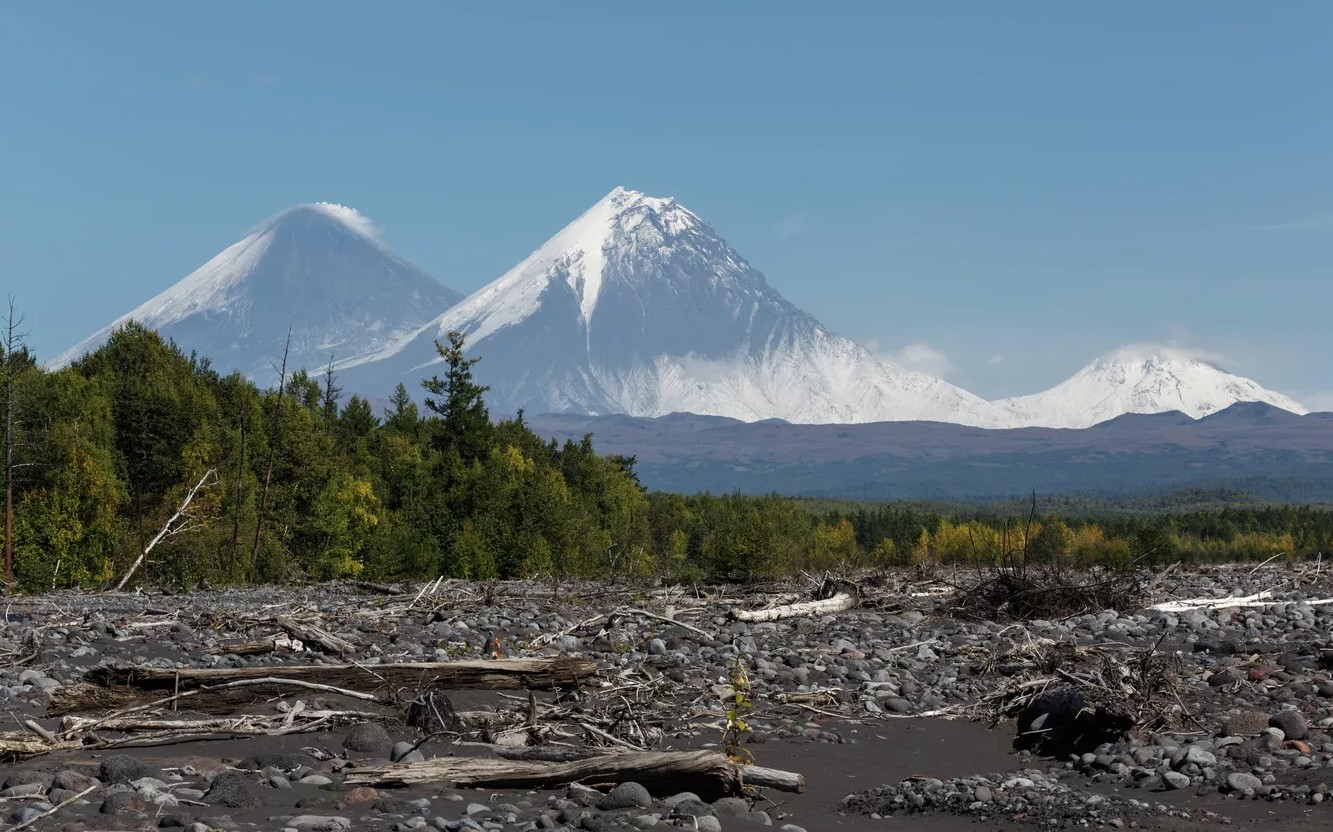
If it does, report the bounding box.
[528,403,1333,502]
[55,189,1315,430]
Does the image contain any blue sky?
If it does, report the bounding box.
[2,2,1331,405]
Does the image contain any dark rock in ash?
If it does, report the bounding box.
[205,772,260,808]
[1270,711,1309,740]
[1208,668,1242,687]
[343,722,393,753]
[158,812,193,828]
[99,755,160,785]
[712,797,750,816]
[101,791,148,815]
[597,781,652,810]
[1224,711,1270,736]
[2,770,50,791]
[236,752,318,771]
[51,768,99,792]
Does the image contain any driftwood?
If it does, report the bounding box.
[274,617,357,655]
[1151,591,1333,613]
[50,658,596,717]
[731,591,857,622]
[84,657,593,693]
[345,750,803,801]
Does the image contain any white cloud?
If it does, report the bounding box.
[1105,342,1233,369]
[987,355,1005,366]
[1299,391,1333,413]
[308,202,381,240]
[877,342,955,379]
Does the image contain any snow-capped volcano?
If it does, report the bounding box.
[996,346,1308,429]
[341,187,1012,426]
[54,203,461,382]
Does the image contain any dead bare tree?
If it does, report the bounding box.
[115,468,219,590]
[321,352,342,426]
[249,328,291,576]
[229,400,247,577]
[2,295,28,585]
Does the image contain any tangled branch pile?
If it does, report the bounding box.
[971,633,1189,750]
[954,566,1146,621]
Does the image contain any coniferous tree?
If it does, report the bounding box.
[422,330,491,460]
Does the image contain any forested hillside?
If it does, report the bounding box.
[1,321,1331,591]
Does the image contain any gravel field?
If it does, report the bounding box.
[0,567,1329,831]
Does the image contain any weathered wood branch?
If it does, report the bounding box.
[730,591,857,622]
[49,657,597,716]
[84,657,593,692]
[114,469,218,591]
[345,750,803,800]
[274,617,357,655]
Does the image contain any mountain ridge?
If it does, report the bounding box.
[54,190,1313,429]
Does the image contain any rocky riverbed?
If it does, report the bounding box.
[0,567,1329,830]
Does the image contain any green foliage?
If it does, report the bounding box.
[3,323,1331,591]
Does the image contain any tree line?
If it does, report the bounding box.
[1,312,1330,591]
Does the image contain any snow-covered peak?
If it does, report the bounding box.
[340,188,1013,427]
[54,203,460,381]
[997,344,1308,428]
[274,202,382,240]
[416,187,707,346]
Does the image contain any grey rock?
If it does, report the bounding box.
[51,768,100,792]
[391,741,418,762]
[101,791,148,815]
[1226,772,1263,792]
[1162,771,1191,790]
[100,755,160,785]
[598,781,652,810]
[712,797,749,816]
[1270,711,1309,740]
[343,722,394,753]
[204,772,259,808]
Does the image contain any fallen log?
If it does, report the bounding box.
[345,750,803,800]
[730,591,857,622]
[84,657,592,693]
[1151,591,1333,613]
[49,658,596,716]
[274,617,357,655]
[356,581,406,595]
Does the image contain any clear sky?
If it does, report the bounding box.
[2,2,1331,406]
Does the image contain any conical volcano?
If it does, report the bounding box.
[54,202,461,382]
[341,187,1011,426]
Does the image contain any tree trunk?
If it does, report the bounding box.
[730,591,858,622]
[229,407,246,577]
[344,750,803,800]
[51,657,599,715]
[2,295,20,585]
[250,328,291,576]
